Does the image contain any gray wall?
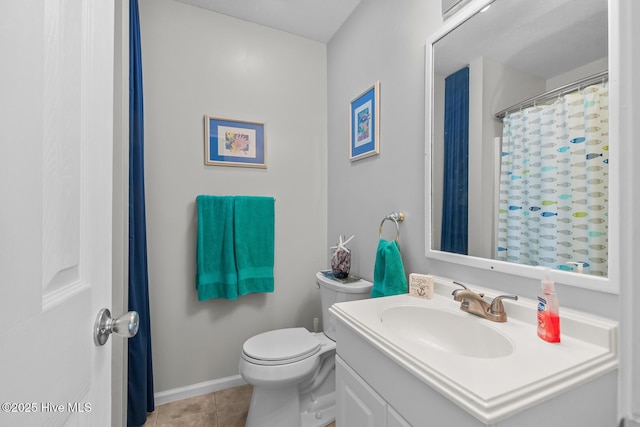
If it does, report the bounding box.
[327,0,619,320]
[137,0,640,419]
[327,0,440,282]
[140,0,328,392]
[139,0,623,397]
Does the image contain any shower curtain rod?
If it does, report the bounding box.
[495,70,608,119]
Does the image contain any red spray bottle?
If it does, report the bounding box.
[537,268,560,343]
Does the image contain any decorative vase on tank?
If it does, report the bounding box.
[330,235,354,279]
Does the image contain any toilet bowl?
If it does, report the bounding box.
[239,271,372,427]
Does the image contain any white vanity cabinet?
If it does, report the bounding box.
[334,320,486,427]
[336,356,410,427]
[331,285,619,427]
[387,407,411,427]
[334,315,617,427]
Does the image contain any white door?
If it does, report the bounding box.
[0,1,115,426]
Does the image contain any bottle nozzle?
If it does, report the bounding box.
[542,268,555,292]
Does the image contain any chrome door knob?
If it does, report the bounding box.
[94,308,140,346]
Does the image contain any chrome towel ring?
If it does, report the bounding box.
[379,211,405,243]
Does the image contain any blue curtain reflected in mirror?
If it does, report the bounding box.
[441,67,469,255]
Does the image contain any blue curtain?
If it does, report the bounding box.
[128,0,154,425]
[440,67,469,255]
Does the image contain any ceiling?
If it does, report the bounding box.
[172,0,362,43]
[434,0,608,79]
[171,0,607,79]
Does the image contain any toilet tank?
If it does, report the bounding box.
[316,271,372,341]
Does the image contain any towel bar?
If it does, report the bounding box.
[379,211,405,242]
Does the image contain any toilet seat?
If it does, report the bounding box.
[242,327,321,366]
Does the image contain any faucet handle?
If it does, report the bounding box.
[451,281,469,296]
[490,294,518,314]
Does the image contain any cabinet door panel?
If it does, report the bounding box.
[336,356,386,427]
[388,406,411,427]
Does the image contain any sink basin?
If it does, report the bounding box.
[380,306,514,358]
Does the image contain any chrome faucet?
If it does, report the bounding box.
[451,284,518,322]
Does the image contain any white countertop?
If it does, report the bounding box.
[329,276,618,423]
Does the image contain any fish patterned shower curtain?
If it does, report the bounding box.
[497,82,609,276]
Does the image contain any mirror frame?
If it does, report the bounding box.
[424,0,618,294]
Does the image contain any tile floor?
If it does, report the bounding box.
[141,384,336,427]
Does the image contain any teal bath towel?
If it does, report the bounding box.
[234,196,275,296]
[196,195,238,300]
[371,239,408,298]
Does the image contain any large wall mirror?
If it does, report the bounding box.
[425,0,614,292]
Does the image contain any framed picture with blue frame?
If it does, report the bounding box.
[350,81,380,161]
[204,116,266,168]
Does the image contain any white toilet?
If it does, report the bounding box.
[239,271,372,427]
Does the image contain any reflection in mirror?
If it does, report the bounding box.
[430,0,609,277]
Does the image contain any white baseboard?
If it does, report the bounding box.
[154,375,248,406]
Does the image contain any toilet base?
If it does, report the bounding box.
[244,350,336,427]
[246,386,335,427]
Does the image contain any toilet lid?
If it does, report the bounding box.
[243,327,321,364]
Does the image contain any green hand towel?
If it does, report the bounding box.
[234,196,275,296]
[371,239,408,298]
[196,195,239,300]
